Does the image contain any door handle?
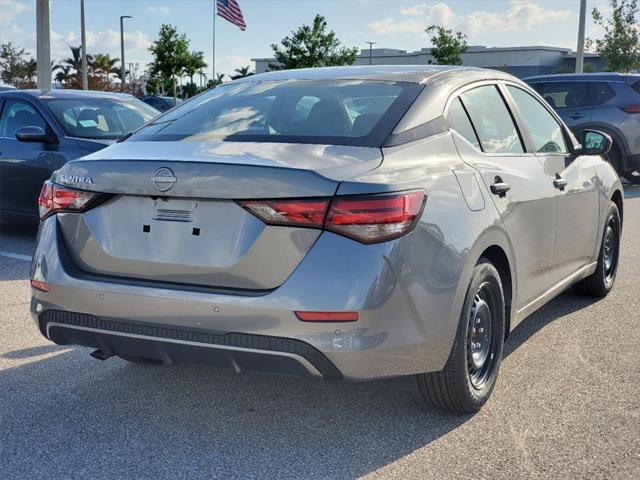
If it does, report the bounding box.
[568,113,584,119]
[490,181,511,197]
[553,175,568,190]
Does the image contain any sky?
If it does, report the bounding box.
[0,0,615,80]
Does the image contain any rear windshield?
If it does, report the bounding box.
[129,80,423,147]
[44,97,158,140]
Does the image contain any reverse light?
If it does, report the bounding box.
[38,180,103,220]
[295,311,359,322]
[239,190,425,244]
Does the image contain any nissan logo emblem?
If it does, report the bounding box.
[152,167,177,192]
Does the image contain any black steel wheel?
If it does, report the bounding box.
[417,258,506,413]
[574,201,621,297]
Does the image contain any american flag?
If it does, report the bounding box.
[216,0,246,31]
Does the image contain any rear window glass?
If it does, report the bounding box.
[590,82,615,105]
[44,97,158,139]
[530,82,590,109]
[129,80,423,147]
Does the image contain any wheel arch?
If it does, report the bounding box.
[611,188,623,225]
[479,245,513,339]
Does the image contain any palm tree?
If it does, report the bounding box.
[207,73,227,87]
[22,58,37,85]
[197,69,207,88]
[64,45,93,83]
[91,53,120,85]
[54,65,72,87]
[230,65,254,80]
[183,51,207,86]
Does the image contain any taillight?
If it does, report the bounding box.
[621,105,640,114]
[38,180,103,220]
[238,190,425,244]
[326,191,425,243]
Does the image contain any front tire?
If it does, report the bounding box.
[417,259,505,414]
[573,201,621,297]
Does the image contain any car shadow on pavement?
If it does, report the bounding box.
[503,291,597,358]
[0,346,470,479]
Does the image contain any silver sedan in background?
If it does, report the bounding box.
[30,66,623,413]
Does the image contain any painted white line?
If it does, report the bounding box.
[0,251,32,262]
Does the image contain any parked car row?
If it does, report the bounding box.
[27,66,623,414]
[524,73,640,184]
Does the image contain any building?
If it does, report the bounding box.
[253,45,603,78]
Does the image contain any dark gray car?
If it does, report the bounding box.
[525,73,640,183]
[0,89,158,220]
[30,66,623,413]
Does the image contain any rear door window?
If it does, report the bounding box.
[530,82,590,109]
[459,85,524,154]
[589,82,615,105]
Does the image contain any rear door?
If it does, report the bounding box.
[447,83,558,309]
[0,98,54,217]
[529,81,593,131]
[504,84,599,280]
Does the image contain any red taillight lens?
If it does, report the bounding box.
[239,191,425,244]
[30,279,51,292]
[326,191,425,243]
[295,311,358,322]
[238,198,330,228]
[38,180,102,220]
[621,105,640,114]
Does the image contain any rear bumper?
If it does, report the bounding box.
[39,310,341,380]
[30,213,468,380]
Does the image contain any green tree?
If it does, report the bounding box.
[269,15,358,70]
[148,24,191,101]
[0,42,29,86]
[182,51,207,96]
[92,53,120,84]
[54,65,72,86]
[207,73,227,88]
[230,65,254,80]
[426,25,468,65]
[590,0,640,72]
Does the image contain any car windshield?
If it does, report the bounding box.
[129,80,422,147]
[44,97,158,140]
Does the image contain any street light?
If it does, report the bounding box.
[120,15,132,92]
[366,41,376,65]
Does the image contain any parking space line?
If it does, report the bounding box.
[0,251,33,262]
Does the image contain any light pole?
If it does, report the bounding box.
[120,15,132,92]
[36,0,51,89]
[575,0,587,73]
[81,0,88,89]
[366,41,376,65]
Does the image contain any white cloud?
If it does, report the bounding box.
[369,1,571,38]
[218,55,252,78]
[0,0,32,25]
[146,6,170,14]
[50,29,152,65]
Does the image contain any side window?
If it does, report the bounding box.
[507,86,568,154]
[530,82,590,109]
[0,99,47,138]
[460,85,524,154]
[446,97,480,149]
[590,82,615,106]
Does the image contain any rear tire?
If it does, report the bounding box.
[417,259,505,414]
[573,201,621,297]
[118,354,163,365]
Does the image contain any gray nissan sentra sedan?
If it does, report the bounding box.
[30,66,623,413]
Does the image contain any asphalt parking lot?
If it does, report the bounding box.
[1,188,639,480]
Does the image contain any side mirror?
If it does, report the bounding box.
[581,130,612,156]
[15,126,49,143]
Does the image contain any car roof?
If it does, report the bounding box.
[0,89,137,100]
[233,65,518,85]
[524,73,640,83]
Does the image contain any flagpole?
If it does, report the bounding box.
[212,0,216,84]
